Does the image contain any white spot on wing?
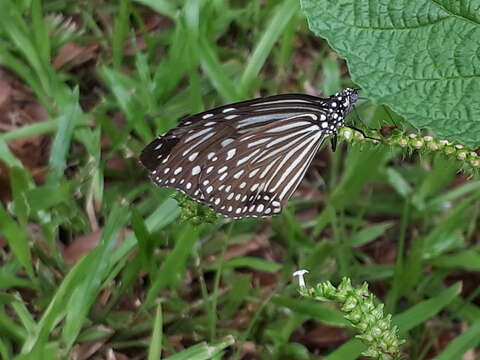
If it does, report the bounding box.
[218,166,228,174]
[247,137,271,147]
[266,121,311,133]
[226,149,236,160]
[192,166,201,175]
[221,138,234,147]
[249,169,260,178]
[234,170,244,179]
[185,128,212,143]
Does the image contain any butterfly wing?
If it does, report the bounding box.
[140,93,341,218]
[202,116,327,218]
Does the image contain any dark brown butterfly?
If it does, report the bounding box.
[140,88,359,218]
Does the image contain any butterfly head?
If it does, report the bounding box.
[324,88,359,128]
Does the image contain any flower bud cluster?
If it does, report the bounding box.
[173,193,217,225]
[297,275,404,360]
[338,127,479,170]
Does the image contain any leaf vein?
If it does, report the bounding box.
[429,0,480,26]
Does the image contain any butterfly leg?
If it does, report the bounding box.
[330,135,338,152]
[346,125,381,142]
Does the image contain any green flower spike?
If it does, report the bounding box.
[338,127,480,172]
[173,193,218,225]
[293,271,405,360]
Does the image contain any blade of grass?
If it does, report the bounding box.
[31,0,50,64]
[147,303,163,360]
[314,146,388,236]
[197,37,239,102]
[209,257,282,273]
[435,320,480,360]
[0,47,47,105]
[46,87,83,184]
[271,295,348,327]
[394,282,462,334]
[0,309,26,343]
[60,205,130,350]
[10,294,37,336]
[110,198,180,266]
[240,0,299,93]
[132,0,178,18]
[164,335,234,360]
[385,199,409,313]
[0,1,51,95]
[0,337,11,360]
[422,194,479,259]
[349,221,394,246]
[131,208,153,272]
[429,249,480,272]
[143,224,199,309]
[22,206,129,354]
[0,205,35,281]
[0,116,88,142]
[112,0,130,69]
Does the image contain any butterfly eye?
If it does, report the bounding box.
[140,89,358,219]
[350,92,359,103]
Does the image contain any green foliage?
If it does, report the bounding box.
[302,0,480,148]
[0,0,479,359]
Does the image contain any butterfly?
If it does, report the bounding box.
[140,88,359,219]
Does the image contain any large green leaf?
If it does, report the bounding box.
[301,0,480,148]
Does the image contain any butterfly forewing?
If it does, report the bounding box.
[140,89,358,218]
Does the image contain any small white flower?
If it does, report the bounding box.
[413,140,424,149]
[293,269,309,288]
[457,151,467,160]
[343,128,353,140]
